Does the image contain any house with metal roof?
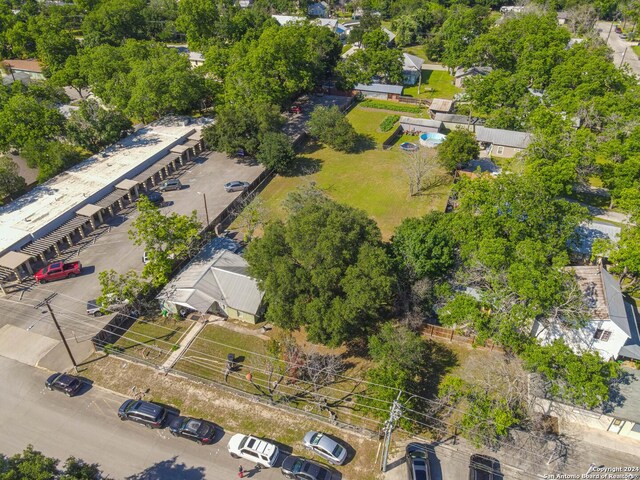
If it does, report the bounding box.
[454,66,492,88]
[434,113,484,131]
[399,116,443,134]
[531,265,640,361]
[354,83,403,100]
[474,126,532,158]
[157,238,264,324]
[402,53,424,85]
[1,59,44,85]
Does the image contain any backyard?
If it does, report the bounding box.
[250,104,452,239]
[403,69,460,99]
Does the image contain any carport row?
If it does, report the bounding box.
[0,135,205,288]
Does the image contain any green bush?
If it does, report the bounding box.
[380,115,400,132]
[360,100,422,114]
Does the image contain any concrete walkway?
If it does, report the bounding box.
[161,320,208,371]
[209,317,271,341]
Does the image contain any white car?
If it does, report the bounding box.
[227,434,279,468]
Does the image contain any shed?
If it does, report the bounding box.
[429,98,453,114]
[399,116,443,134]
[157,238,263,324]
[354,83,403,100]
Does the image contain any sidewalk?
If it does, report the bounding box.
[161,320,209,371]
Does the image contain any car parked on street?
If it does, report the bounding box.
[302,431,347,465]
[281,455,337,480]
[469,454,500,480]
[117,399,168,429]
[168,416,217,444]
[158,179,182,191]
[406,443,430,480]
[224,181,250,192]
[227,434,279,468]
[137,191,164,205]
[290,105,302,114]
[45,373,83,397]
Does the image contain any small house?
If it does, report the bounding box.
[354,83,403,100]
[1,59,44,85]
[454,66,492,88]
[399,116,443,134]
[474,126,531,158]
[434,113,484,131]
[157,238,264,323]
[402,53,424,86]
[531,265,640,361]
[308,1,329,17]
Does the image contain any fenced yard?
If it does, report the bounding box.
[403,70,460,100]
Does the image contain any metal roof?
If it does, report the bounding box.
[399,116,443,128]
[434,113,482,125]
[355,83,404,95]
[402,53,424,71]
[429,98,453,113]
[475,126,532,149]
[601,266,634,337]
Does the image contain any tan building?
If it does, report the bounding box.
[475,126,532,158]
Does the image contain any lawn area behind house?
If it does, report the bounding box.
[403,70,460,99]
[113,317,192,366]
[402,45,428,60]
[632,45,640,57]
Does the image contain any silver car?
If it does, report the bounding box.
[302,431,347,465]
[224,181,250,192]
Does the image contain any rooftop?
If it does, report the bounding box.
[403,53,424,71]
[399,116,443,129]
[475,126,532,149]
[354,83,404,95]
[1,59,43,73]
[429,98,453,113]
[0,120,197,255]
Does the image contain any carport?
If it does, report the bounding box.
[0,251,35,289]
[20,215,93,265]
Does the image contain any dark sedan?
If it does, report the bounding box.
[406,443,431,480]
[137,191,164,205]
[168,416,217,444]
[45,373,83,397]
[281,455,336,480]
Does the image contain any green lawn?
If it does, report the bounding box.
[114,317,192,365]
[403,69,460,100]
[633,46,640,57]
[402,45,428,61]
[341,43,352,54]
[347,106,419,143]
[254,106,452,239]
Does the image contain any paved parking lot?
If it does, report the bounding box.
[0,151,265,369]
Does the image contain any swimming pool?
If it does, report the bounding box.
[419,132,447,147]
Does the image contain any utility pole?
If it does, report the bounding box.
[380,391,403,472]
[45,301,78,373]
[619,46,628,68]
[198,192,210,226]
[606,20,615,42]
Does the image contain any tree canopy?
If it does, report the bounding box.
[307,106,359,153]
[246,195,396,346]
[436,129,479,172]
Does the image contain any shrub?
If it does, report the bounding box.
[361,100,422,114]
[380,114,400,132]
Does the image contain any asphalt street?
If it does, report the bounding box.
[0,356,283,479]
[597,21,640,77]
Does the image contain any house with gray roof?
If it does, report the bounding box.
[399,116,443,134]
[434,113,484,131]
[402,53,424,85]
[531,265,640,361]
[157,238,264,323]
[474,126,532,158]
[354,83,403,100]
[454,66,492,88]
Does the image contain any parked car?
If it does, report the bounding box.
[469,454,500,480]
[406,443,430,480]
[290,105,302,114]
[34,261,82,283]
[138,191,164,205]
[224,181,250,192]
[45,372,83,397]
[168,416,217,444]
[117,399,168,429]
[615,25,622,33]
[302,431,348,465]
[158,179,182,191]
[281,455,337,480]
[227,434,279,468]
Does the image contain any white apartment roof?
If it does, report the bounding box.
[0,121,197,255]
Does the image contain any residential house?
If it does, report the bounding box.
[454,66,492,88]
[238,0,253,8]
[433,113,484,131]
[382,27,396,46]
[530,368,640,443]
[428,98,453,115]
[167,46,205,68]
[531,265,640,361]
[402,53,424,85]
[500,5,526,14]
[399,116,443,134]
[354,83,403,100]
[157,238,264,324]
[474,126,532,158]
[1,59,44,85]
[308,1,329,17]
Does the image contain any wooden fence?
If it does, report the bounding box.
[423,323,503,352]
[398,95,432,107]
[382,125,404,150]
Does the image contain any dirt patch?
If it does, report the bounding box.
[81,353,382,480]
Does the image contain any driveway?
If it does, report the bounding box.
[0,355,284,479]
[596,21,640,77]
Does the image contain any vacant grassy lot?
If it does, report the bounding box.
[403,70,460,100]
[114,317,192,365]
[633,45,640,57]
[251,106,452,239]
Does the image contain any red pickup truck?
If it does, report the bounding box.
[34,261,82,283]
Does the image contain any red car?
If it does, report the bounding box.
[34,261,82,283]
[290,106,302,114]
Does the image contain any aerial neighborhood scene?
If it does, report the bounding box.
[1,0,640,478]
